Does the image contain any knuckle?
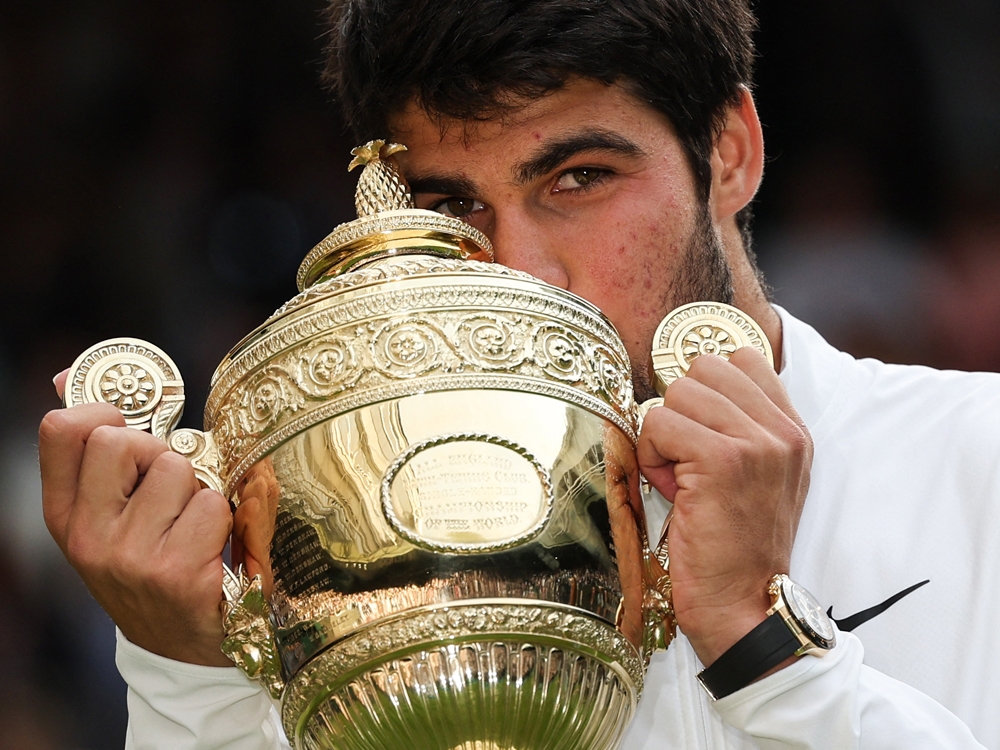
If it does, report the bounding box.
[38,409,72,444]
[729,346,764,368]
[663,376,699,405]
[780,420,812,458]
[685,355,716,379]
[152,450,196,478]
[753,421,811,469]
[192,489,236,534]
[143,452,197,498]
[65,529,97,569]
[688,352,734,379]
[87,423,126,451]
[200,488,234,515]
[38,404,125,444]
[41,504,64,538]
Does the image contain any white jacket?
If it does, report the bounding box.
[117,308,999,748]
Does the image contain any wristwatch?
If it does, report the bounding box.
[696,574,836,700]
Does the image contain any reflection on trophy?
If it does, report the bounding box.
[66,140,770,749]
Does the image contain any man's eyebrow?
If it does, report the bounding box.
[406,174,479,198]
[514,130,646,184]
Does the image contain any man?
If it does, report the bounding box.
[39,0,999,747]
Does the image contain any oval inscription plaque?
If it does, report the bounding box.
[381,434,553,553]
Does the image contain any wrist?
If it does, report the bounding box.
[119,625,230,667]
[695,575,837,700]
[679,588,773,667]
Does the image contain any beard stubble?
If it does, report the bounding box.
[631,206,734,402]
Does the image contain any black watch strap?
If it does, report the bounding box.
[696,612,798,700]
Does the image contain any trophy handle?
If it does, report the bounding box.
[221,565,285,699]
[66,338,285,695]
[643,512,676,654]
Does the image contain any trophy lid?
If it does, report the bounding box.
[295,140,494,290]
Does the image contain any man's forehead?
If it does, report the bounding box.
[388,79,668,148]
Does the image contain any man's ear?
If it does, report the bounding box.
[710,87,764,222]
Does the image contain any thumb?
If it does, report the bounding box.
[54,369,70,401]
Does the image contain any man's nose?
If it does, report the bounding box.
[489,211,570,289]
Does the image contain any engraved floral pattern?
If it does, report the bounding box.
[457,315,526,368]
[387,330,426,363]
[682,325,738,360]
[308,346,345,384]
[250,378,283,422]
[472,324,505,356]
[595,347,633,408]
[100,362,156,412]
[534,327,584,380]
[371,322,443,376]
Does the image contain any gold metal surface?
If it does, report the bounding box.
[650,301,774,393]
[221,566,285,699]
[54,141,784,750]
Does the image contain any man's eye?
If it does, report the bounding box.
[554,168,609,191]
[432,197,485,218]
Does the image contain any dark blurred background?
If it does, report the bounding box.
[0,0,998,746]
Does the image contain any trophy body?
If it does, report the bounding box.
[227,256,651,749]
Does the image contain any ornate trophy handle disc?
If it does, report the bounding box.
[650,301,774,394]
[64,338,186,439]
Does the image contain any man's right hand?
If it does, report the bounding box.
[39,372,234,666]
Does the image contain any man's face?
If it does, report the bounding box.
[391,79,732,400]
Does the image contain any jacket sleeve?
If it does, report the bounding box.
[713,629,986,749]
[115,629,290,750]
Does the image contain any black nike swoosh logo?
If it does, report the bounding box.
[827,579,930,632]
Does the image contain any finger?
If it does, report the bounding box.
[728,347,805,428]
[644,458,679,503]
[232,478,274,566]
[39,403,127,548]
[53,369,69,400]
[637,405,725,471]
[167,488,233,569]
[638,406,722,503]
[122,451,201,544]
[682,352,796,431]
[661,375,759,438]
[74,424,170,527]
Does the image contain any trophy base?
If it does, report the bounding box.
[282,602,643,750]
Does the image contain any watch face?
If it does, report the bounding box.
[783,579,836,646]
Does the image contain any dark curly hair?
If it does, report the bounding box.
[323,0,757,237]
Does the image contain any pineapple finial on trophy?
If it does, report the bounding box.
[348,140,416,217]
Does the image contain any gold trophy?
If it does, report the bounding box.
[66,141,771,750]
